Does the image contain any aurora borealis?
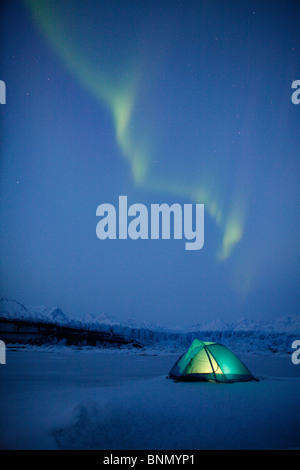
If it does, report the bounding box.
[25,0,245,260]
[0,0,299,326]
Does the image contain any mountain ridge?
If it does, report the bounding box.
[0,296,299,333]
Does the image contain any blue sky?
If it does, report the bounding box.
[0,0,299,327]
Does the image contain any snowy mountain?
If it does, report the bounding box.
[189,315,300,333]
[273,315,300,333]
[120,318,169,332]
[0,296,299,355]
[80,312,119,327]
[0,297,32,321]
[31,305,70,324]
[0,296,299,334]
[189,319,231,332]
[0,297,168,332]
[0,297,70,325]
[232,316,300,333]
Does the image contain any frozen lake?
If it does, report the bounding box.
[0,348,299,449]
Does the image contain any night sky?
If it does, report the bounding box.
[0,0,299,328]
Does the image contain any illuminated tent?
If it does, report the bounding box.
[168,339,257,383]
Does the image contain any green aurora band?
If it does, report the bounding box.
[25,0,245,263]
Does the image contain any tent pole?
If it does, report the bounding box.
[204,346,218,383]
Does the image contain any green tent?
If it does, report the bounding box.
[168,339,257,383]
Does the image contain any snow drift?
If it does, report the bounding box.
[53,375,300,450]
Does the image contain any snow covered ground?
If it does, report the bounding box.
[1,297,299,449]
[0,348,299,450]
